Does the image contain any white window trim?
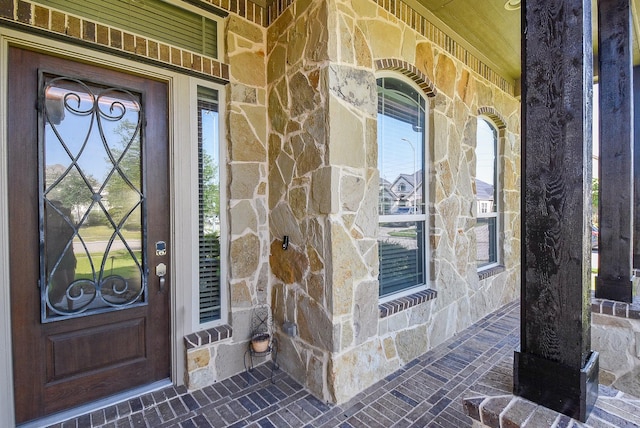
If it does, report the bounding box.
[376,72,430,300]
[187,78,228,332]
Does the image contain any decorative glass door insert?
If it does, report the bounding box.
[41,73,146,321]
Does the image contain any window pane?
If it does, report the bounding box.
[476,119,497,213]
[377,78,425,216]
[198,87,221,323]
[379,221,425,296]
[377,77,427,297]
[42,76,144,320]
[476,217,497,267]
[476,118,498,267]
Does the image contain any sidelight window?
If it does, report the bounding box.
[197,87,222,324]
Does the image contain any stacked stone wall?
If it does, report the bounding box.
[186,15,270,389]
[264,0,521,403]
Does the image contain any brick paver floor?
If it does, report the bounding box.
[48,300,520,428]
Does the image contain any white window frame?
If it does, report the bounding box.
[476,116,500,270]
[377,72,429,303]
[175,77,228,333]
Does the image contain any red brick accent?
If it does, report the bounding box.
[110,28,122,49]
[16,1,30,24]
[67,15,80,38]
[83,20,95,42]
[148,41,158,59]
[51,11,65,33]
[96,24,109,46]
[0,0,13,20]
[123,32,135,53]
[33,4,48,28]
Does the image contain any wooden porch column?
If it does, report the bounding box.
[595,0,634,302]
[633,65,640,269]
[514,0,599,422]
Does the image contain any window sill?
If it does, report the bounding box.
[477,264,505,280]
[184,324,232,349]
[379,289,437,319]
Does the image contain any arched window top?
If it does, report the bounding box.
[375,59,437,98]
[477,106,507,129]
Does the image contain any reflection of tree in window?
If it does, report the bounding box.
[46,165,99,224]
[105,119,141,231]
[198,88,222,323]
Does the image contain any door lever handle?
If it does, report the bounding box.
[156,263,167,292]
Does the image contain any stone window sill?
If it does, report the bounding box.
[379,289,437,319]
[184,324,232,350]
[478,264,506,280]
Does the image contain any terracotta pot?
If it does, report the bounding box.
[251,333,270,353]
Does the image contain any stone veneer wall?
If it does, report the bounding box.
[265,0,521,404]
[592,296,640,396]
[186,15,271,388]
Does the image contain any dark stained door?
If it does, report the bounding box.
[8,47,171,424]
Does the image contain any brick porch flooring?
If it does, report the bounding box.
[46,300,520,428]
[48,299,639,428]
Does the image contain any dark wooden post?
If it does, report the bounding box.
[633,65,640,270]
[514,0,598,422]
[595,0,634,302]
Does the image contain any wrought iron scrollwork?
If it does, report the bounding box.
[40,75,146,320]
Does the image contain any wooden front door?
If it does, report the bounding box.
[8,47,171,424]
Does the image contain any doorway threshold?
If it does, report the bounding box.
[17,379,172,428]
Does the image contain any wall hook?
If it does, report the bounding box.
[282,235,289,250]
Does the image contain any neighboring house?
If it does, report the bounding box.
[390,171,423,211]
[475,179,494,215]
[0,0,523,425]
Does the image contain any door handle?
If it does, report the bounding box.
[155,263,167,292]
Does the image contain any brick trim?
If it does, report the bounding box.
[379,289,437,318]
[478,265,506,280]
[184,324,233,349]
[375,58,437,97]
[1,0,230,82]
[478,106,507,129]
[591,294,640,319]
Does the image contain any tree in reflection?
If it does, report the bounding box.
[105,119,142,231]
[46,165,99,225]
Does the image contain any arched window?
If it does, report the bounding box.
[377,76,428,298]
[476,118,499,268]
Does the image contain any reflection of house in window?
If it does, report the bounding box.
[379,178,396,215]
[476,179,494,215]
[390,171,423,212]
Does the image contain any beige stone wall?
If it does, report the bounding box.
[186,15,271,389]
[263,0,521,403]
[593,312,640,396]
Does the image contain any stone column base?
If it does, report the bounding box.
[513,350,599,422]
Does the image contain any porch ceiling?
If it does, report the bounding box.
[406,0,640,85]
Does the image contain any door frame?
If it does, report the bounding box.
[0,28,198,427]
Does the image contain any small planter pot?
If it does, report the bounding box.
[251,333,270,353]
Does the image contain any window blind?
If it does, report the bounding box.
[197,87,221,323]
